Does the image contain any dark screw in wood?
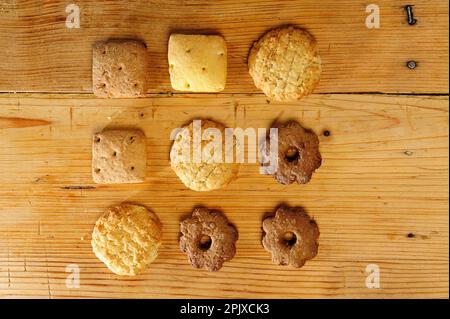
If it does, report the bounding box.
[405,5,417,25]
[407,61,417,69]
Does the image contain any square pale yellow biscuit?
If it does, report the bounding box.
[93,40,149,98]
[168,34,227,92]
[92,129,146,184]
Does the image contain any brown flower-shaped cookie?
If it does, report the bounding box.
[262,206,319,268]
[262,121,322,185]
[180,208,238,271]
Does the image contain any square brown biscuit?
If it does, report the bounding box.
[93,40,149,98]
[92,129,146,184]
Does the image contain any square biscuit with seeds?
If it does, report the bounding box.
[92,129,146,184]
[93,40,149,98]
[168,34,227,92]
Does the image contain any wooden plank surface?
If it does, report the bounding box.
[0,0,448,94]
[0,93,448,298]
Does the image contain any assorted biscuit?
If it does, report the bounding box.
[91,203,162,276]
[261,120,322,185]
[91,26,321,97]
[92,129,146,184]
[88,26,324,274]
[180,208,238,271]
[168,34,227,92]
[262,206,319,268]
[170,119,240,192]
[93,39,149,98]
[248,26,322,102]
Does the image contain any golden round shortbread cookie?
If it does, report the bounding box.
[248,26,322,102]
[91,203,162,276]
[170,119,240,192]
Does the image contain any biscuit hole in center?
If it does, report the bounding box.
[285,147,300,163]
[94,168,101,174]
[113,151,117,157]
[202,67,207,72]
[130,166,135,171]
[283,232,297,247]
[186,49,191,54]
[185,83,191,89]
[199,235,212,251]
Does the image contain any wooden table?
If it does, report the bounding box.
[0,0,448,299]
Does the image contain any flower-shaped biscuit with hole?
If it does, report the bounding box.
[262,206,319,268]
[262,120,322,185]
[180,208,238,271]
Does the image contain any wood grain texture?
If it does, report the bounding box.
[0,0,448,94]
[0,93,448,298]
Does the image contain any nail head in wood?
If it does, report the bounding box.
[405,5,417,25]
[407,61,417,69]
